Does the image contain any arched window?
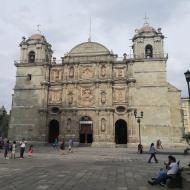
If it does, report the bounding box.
[145,44,153,58]
[28,51,35,63]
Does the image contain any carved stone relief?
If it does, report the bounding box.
[113,88,126,102]
[80,66,94,79]
[79,86,94,106]
[118,68,124,77]
[101,91,106,104]
[49,91,62,103]
[51,69,61,81]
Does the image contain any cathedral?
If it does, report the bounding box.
[9,22,183,146]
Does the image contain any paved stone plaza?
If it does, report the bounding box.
[0,147,189,190]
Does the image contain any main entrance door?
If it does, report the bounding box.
[115,119,127,144]
[79,116,93,144]
[48,120,59,143]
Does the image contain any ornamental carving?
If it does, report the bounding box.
[114,89,125,102]
[101,91,106,104]
[118,68,124,77]
[49,91,62,103]
[80,67,94,79]
[79,87,94,106]
[51,69,61,81]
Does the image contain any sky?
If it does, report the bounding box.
[0,0,190,111]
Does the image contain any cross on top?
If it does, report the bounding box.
[37,24,41,33]
[144,13,149,25]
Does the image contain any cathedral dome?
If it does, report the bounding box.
[68,41,110,56]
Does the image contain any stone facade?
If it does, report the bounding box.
[9,23,183,146]
[181,98,190,134]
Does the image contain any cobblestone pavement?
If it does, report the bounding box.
[0,147,189,190]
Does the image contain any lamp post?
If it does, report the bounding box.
[184,70,190,102]
[184,70,190,154]
[134,110,143,145]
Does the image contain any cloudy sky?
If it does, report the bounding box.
[0,0,190,110]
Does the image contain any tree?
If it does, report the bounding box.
[0,106,9,137]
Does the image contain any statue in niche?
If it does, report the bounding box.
[101,65,106,77]
[101,118,106,132]
[68,92,73,105]
[67,118,71,130]
[101,92,106,104]
[69,66,74,78]
[118,90,123,101]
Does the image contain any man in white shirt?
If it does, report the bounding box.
[167,162,179,175]
[20,139,26,158]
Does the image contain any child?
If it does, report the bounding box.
[28,145,33,157]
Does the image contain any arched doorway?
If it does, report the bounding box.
[48,120,59,143]
[115,119,127,144]
[79,116,93,144]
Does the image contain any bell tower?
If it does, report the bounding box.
[20,33,52,64]
[132,22,165,59]
[9,33,53,142]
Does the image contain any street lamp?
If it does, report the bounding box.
[134,110,143,145]
[184,70,190,102]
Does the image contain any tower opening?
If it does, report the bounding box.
[145,44,153,58]
[28,51,35,63]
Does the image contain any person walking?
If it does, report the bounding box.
[20,139,26,159]
[148,143,158,163]
[4,140,10,159]
[11,141,16,159]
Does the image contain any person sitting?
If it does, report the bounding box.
[148,155,179,186]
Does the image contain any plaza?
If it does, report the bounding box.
[0,146,189,190]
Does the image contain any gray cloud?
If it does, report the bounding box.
[0,0,189,110]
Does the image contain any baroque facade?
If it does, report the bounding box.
[9,23,183,146]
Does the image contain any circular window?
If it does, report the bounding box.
[116,106,126,113]
[51,107,60,114]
